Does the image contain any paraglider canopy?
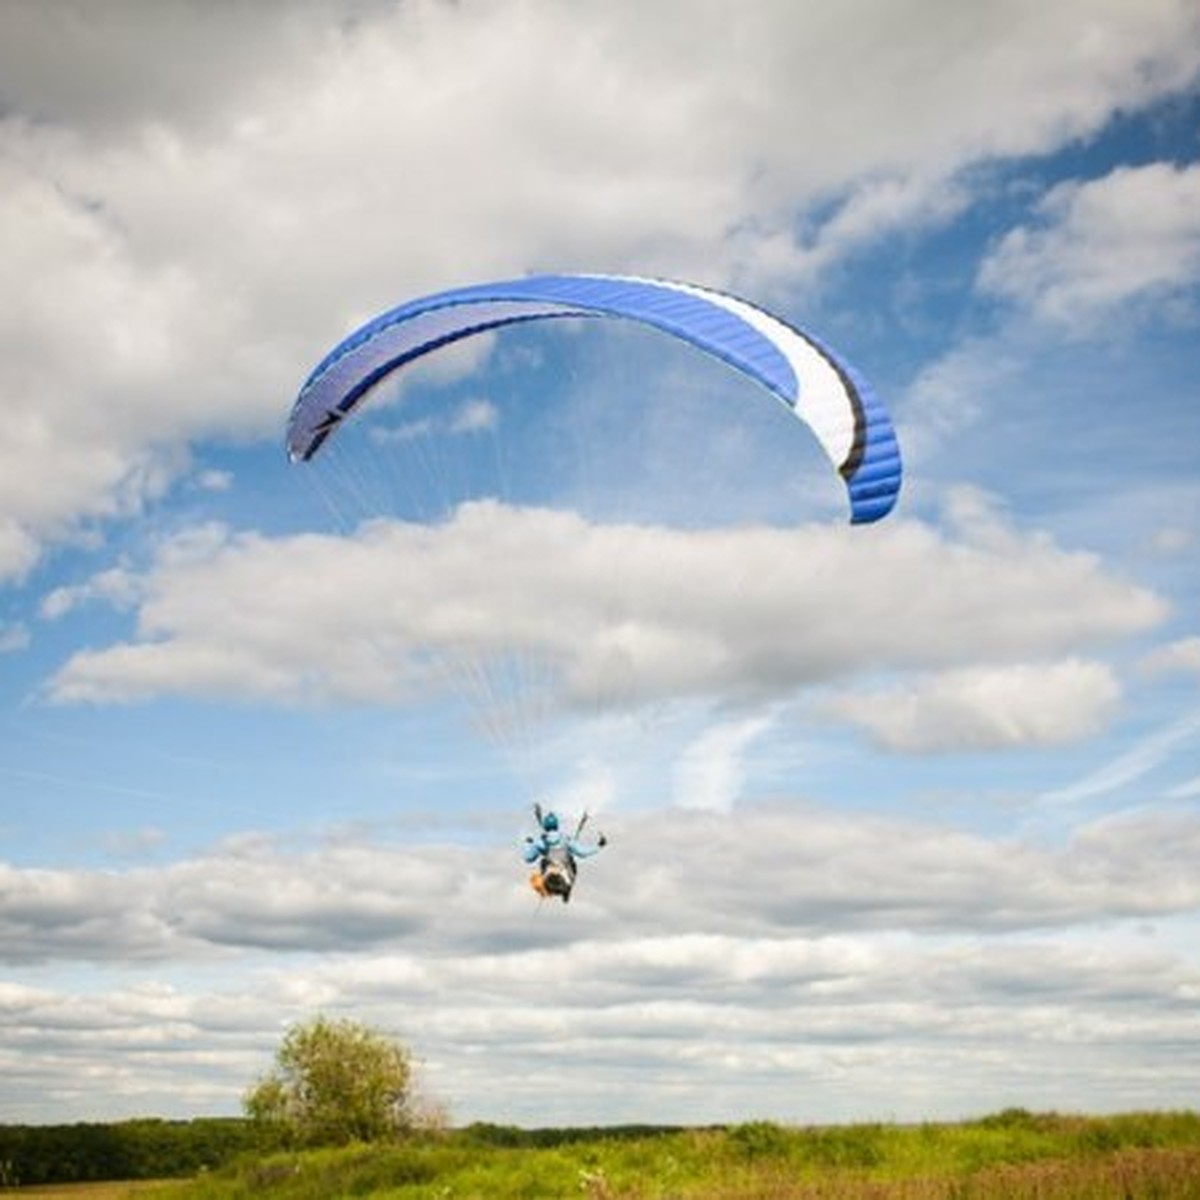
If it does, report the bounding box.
[287,274,902,524]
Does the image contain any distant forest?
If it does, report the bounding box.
[0,1118,255,1187]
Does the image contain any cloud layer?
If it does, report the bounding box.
[4,802,1200,1122]
[41,501,1162,733]
[7,805,1200,965]
[4,0,1200,1130]
[978,161,1200,331]
[2,0,1199,579]
[826,660,1122,752]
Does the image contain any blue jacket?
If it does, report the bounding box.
[523,829,600,864]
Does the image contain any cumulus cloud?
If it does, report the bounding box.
[1,1,1198,576]
[40,502,1163,710]
[40,565,142,620]
[978,161,1200,331]
[4,803,1200,1121]
[5,0,1200,1130]
[824,660,1122,752]
[5,804,1200,967]
[0,976,272,1122]
[1141,635,1200,679]
[0,839,476,966]
[0,156,243,582]
[5,928,1200,1124]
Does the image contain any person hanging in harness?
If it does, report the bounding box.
[523,805,606,903]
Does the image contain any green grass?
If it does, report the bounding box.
[9,1184,170,1198]
[132,1111,1200,1199]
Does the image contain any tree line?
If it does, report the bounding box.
[0,1117,255,1187]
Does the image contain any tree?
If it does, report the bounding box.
[244,1016,414,1147]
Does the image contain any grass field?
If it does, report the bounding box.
[121,1110,1200,1198]
[11,1112,1200,1198]
[11,1184,168,1199]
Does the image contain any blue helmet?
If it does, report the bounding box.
[540,810,560,832]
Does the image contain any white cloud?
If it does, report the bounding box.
[4,804,1200,1121]
[193,469,233,493]
[5,929,1200,1124]
[371,395,500,445]
[824,660,1121,753]
[978,161,1200,331]
[811,171,977,273]
[0,156,245,582]
[1141,635,1200,679]
[4,804,1200,966]
[544,756,619,818]
[671,714,774,810]
[900,345,1022,463]
[449,398,499,435]
[41,503,1163,710]
[39,565,141,620]
[3,1,1200,1131]
[1,1,1198,575]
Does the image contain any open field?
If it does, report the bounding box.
[118,1110,1200,1199]
[10,1185,168,1199]
[5,1112,1199,1198]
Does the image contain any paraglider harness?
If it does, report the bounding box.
[539,842,577,900]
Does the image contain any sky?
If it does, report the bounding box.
[2,0,1200,1128]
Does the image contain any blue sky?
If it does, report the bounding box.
[2,0,1200,1127]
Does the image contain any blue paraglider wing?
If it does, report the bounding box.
[286,274,901,523]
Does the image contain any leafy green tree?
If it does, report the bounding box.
[244,1016,415,1147]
